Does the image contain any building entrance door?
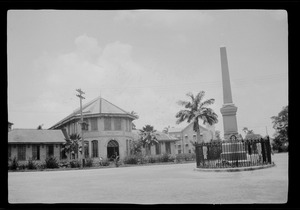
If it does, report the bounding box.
[107,140,119,160]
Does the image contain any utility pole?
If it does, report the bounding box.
[266,126,268,136]
[76,88,85,168]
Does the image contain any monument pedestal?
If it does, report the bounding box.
[220,103,238,140]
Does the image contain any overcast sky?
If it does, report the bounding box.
[8,10,288,138]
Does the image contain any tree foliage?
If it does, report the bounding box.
[130,111,139,130]
[271,105,288,152]
[242,127,254,134]
[61,133,81,159]
[176,91,218,143]
[139,125,159,147]
[215,130,222,141]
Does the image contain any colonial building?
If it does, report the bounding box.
[8,129,66,163]
[168,123,214,154]
[49,96,137,160]
[132,130,180,155]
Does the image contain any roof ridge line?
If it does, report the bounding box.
[101,98,129,114]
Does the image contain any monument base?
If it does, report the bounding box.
[220,141,248,162]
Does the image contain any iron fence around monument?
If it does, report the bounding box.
[195,137,273,168]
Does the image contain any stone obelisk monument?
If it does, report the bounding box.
[220,46,238,140]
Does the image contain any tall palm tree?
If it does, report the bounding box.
[130,111,139,130]
[139,125,159,155]
[176,91,218,144]
[61,133,81,160]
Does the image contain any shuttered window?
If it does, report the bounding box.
[165,142,171,154]
[104,118,111,130]
[90,118,98,131]
[47,145,54,158]
[114,118,122,130]
[92,140,98,158]
[17,145,26,161]
[155,143,161,155]
[32,145,40,160]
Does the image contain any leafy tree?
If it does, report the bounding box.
[130,140,143,155]
[37,124,43,130]
[162,126,169,134]
[271,106,288,152]
[215,130,222,141]
[61,133,81,160]
[139,125,159,155]
[176,91,218,143]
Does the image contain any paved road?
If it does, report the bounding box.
[8,153,288,204]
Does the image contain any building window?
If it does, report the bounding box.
[84,141,89,158]
[165,142,171,154]
[47,145,54,158]
[17,145,26,161]
[32,145,40,160]
[90,118,98,131]
[193,134,196,141]
[189,149,192,153]
[125,120,128,131]
[185,135,188,140]
[114,118,122,130]
[82,119,89,131]
[178,150,182,154]
[155,143,161,155]
[104,118,111,130]
[92,140,98,158]
[126,139,129,155]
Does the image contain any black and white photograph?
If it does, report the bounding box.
[7,10,288,204]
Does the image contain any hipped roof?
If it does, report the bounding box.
[8,129,66,144]
[50,96,137,129]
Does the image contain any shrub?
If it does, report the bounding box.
[59,160,70,168]
[27,158,37,170]
[123,155,139,164]
[139,155,149,164]
[85,158,93,167]
[168,154,176,162]
[175,154,183,163]
[18,163,26,170]
[45,157,59,169]
[37,162,46,170]
[9,157,18,170]
[100,158,110,166]
[160,153,170,162]
[70,160,80,168]
[147,155,158,163]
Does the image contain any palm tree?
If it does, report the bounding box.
[61,133,81,160]
[242,127,254,134]
[130,111,139,130]
[139,125,159,155]
[176,91,218,144]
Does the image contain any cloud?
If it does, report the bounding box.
[114,10,214,30]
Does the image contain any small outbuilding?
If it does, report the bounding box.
[8,129,67,163]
